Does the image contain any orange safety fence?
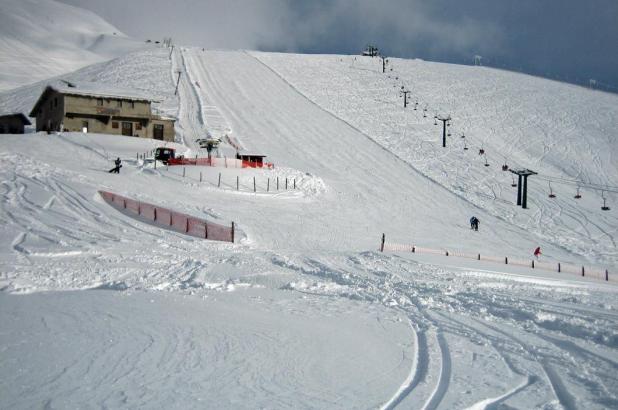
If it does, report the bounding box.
[382,241,613,283]
[99,191,234,243]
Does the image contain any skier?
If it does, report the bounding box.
[534,246,542,259]
[108,157,122,174]
[470,216,479,231]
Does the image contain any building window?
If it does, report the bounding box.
[112,121,118,129]
[135,122,142,130]
[116,100,122,108]
[54,97,58,108]
[97,99,103,106]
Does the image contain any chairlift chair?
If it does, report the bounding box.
[484,156,490,167]
[502,162,508,171]
[574,187,582,199]
[511,176,517,187]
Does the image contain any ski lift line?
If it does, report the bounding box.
[534,175,618,193]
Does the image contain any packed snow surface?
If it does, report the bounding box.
[1,42,618,408]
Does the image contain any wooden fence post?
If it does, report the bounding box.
[267,178,270,192]
[253,177,256,192]
[236,176,239,190]
[200,172,202,182]
[477,253,480,260]
[231,222,235,243]
[169,212,172,226]
[532,260,535,268]
[582,266,585,277]
[205,221,208,239]
[412,246,415,253]
[558,263,561,272]
[277,176,279,190]
[183,167,186,177]
[294,178,296,189]
[380,233,385,252]
[606,269,609,281]
[445,250,449,256]
[154,159,157,169]
[218,173,221,187]
[185,218,189,233]
[154,208,157,221]
[505,257,508,264]
[285,178,288,189]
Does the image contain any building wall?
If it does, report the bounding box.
[33,90,175,141]
[0,116,27,134]
[34,89,64,132]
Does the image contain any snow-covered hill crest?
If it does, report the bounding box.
[0,0,150,91]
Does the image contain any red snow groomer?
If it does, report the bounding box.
[154,147,176,164]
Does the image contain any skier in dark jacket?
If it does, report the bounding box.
[108,157,122,173]
[470,216,479,231]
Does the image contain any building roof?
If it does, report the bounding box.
[29,82,160,117]
[0,112,32,125]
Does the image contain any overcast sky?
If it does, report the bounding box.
[60,0,618,91]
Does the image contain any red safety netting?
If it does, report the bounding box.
[99,191,234,243]
[167,157,274,169]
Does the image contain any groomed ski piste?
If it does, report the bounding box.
[1,6,618,409]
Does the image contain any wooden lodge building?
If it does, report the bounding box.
[0,113,31,134]
[29,84,175,141]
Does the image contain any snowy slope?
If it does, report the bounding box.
[1,44,617,408]
[0,0,150,92]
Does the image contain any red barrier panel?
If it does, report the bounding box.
[170,213,189,233]
[99,191,234,243]
[140,203,156,220]
[207,223,233,242]
[125,198,140,215]
[167,157,273,169]
[188,218,207,238]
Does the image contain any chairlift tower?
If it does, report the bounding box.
[510,169,537,209]
[400,87,411,108]
[436,115,451,147]
[380,55,389,73]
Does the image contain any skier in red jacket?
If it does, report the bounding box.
[534,247,541,259]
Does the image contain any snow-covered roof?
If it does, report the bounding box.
[0,112,31,124]
[30,82,159,116]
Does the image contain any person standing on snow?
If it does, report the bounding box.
[470,216,479,231]
[108,157,122,174]
[534,246,542,259]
